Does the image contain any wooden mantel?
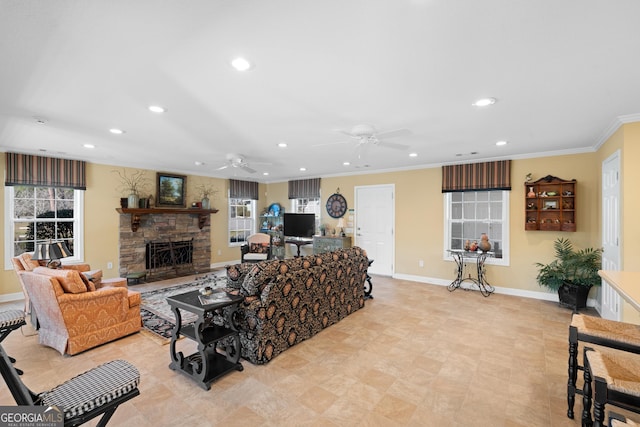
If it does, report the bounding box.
[116,208,218,232]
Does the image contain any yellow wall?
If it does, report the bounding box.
[260,154,599,294]
[596,122,640,322]
[0,136,635,304]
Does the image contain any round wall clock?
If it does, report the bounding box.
[326,193,347,218]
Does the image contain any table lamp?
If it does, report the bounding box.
[31,241,72,268]
[336,218,346,237]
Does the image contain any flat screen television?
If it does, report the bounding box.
[283,213,315,238]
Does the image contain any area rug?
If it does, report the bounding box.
[140,272,224,344]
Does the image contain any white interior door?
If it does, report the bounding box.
[355,184,394,276]
[600,150,621,320]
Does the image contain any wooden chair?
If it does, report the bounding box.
[567,313,640,419]
[240,233,273,263]
[0,343,140,427]
[582,346,640,427]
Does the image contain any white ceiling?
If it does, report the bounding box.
[2,0,640,183]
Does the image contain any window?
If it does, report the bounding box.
[444,190,509,265]
[228,198,256,246]
[291,197,321,232]
[5,186,84,268]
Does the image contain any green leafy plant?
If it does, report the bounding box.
[535,238,603,291]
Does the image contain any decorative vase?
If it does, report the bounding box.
[479,233,491,251]
[464,240,471,251]
[528,187,536,198]
[201,197,211,210]
[127,193,139,210]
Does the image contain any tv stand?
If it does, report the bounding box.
[285,238,313,257]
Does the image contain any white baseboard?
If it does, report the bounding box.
[0,292,25,304]
[391,273,598,307]
[209,260,240,270]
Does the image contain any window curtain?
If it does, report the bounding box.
[288,178,320,199]
[229,179,259,199]
[5,152,86,190]
[442,160,511,192]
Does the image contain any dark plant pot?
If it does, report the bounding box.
[558,282,592,312]
[120,198,128,208]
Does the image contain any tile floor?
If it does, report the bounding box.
[0,274,623,426]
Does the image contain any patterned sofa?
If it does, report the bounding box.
[225,246,368,364]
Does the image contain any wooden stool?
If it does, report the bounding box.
[568,314,640,419]
[126,271,147,285]
[582,347,640,427]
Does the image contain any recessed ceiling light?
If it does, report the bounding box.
[83,144,95,149]
[409,153,418,157]
[299,167,306,172]
[263,172,269,176]
[496,140,508,146]
[194,161,204,166]
[343,161,350,166]
[472,97,496,107]
[231,57,252,71]
[34,116,47,125]
[109,128,124,134]
[148,105,166,113]
[277,142,288,148]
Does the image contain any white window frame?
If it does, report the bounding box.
[4,186,85,269]
[228,197,257,247]
[443,190,510,266]
[291,197,321,233]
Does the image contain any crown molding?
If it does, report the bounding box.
[595,113,640,150]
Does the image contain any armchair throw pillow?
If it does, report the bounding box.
[33,267,88,294]
[249,243,269,254]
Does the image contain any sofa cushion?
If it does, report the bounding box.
[240,260,280,297]
[33,267,87,294]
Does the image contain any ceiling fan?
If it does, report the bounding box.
[337,124,411,150]
[316,124,411,151]
[316,124,411,164]
[215,153,259,174]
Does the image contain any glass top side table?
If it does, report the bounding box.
[447,249,495,297]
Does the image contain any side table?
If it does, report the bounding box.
[166,289,244,390]
[447,249,495,297]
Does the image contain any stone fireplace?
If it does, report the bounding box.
[117,209,213,281]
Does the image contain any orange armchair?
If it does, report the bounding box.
[20,267,141,355]
[10,252,91,314]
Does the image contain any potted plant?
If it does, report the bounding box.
[535,237,603,311]
[195,183,219,210]
[113,169,150,208]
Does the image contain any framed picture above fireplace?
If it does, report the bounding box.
[157,172,186,208]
